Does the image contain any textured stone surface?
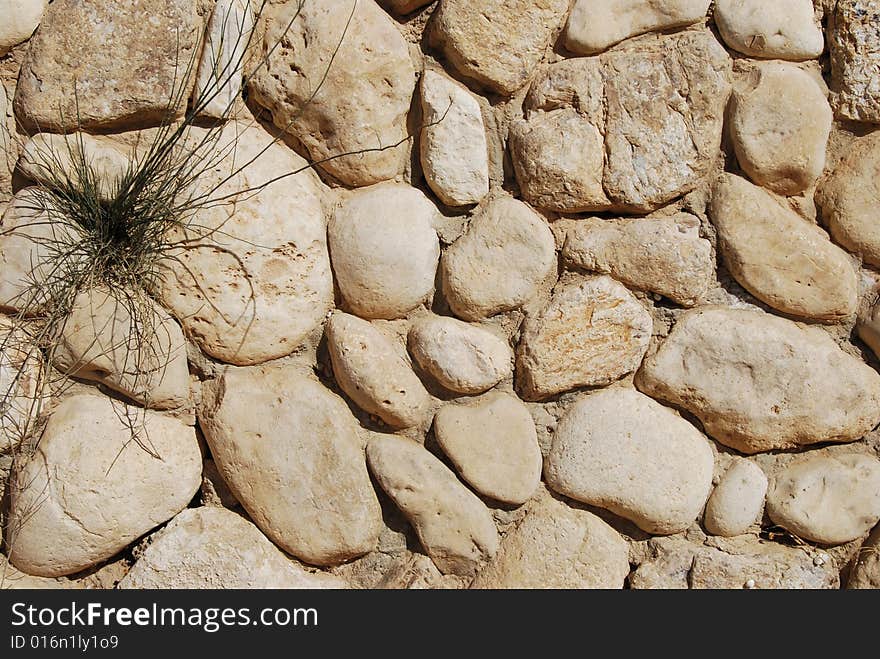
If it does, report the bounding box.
[710,174,858,321]
[829,0,880,123]
[386,0,434,14]
[637,307,880,453]
[249,0,415,186]
[433,393,541,505]
[366,434,500,576]
[441,195,556,320]
[562,214,713,307]
[329,184,440,320]
[14,0,199,131]
[516,276,653,401]
[6,394,201,577]
[0,318,41,453]
[858,301,880,359]
[0,1,47,55]
[714,0,824,60]
[848,524,880,589]
[704,459,768,537]
[199,364,382,566]
[767,453,880,545]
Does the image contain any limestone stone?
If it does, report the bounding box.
[516,276,653,401]
[0,1,47,55]
[6,394,201,577]
[0,317,41,453]
[366,434,500,576]
[704,459,768,537]
[829,0,880,123]
[816,132,880,266]
[157,121,333,366]
[710,174,858,321]
[471,492,629,588]
[441,195,556,320]
[858,301,880,359]
[546,388,714,534]
[328,184,440,320]
[249,0,415,186]
[433,393,541,505]
[199,363,382,566]
[408,316,511,394]
[767,453,880,545]
[637,307,880,453]
[120,507,348,589]
[431,0,572,95]
[714,0,824,60]
[326,312,431,429]
[564,0,710,55]
[14,0,199,131]
[848,524,880,589]
[562,214,713,307]
[729,64,831,195]
[420,70,489,207]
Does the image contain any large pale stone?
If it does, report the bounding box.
[326,312,431,430]
[848,525,880,589]
[6,394,201,577]
[714,0,824,60]
[471,492,629,589]
[157,121,333,366]
[710,174,858,321]
[516,276,653,401]
[767,453,880,545]
[328,184,440,320]
[433,393,541,505]
[829,0,880,123]
[0,1,47,55]
[199,364,382,566]
[0,317,41,453]
[546,388,714,534]
[637,307,880,454]
[729,64,831,195]
[441,195,556,321]
[562,214,713,307]
[704,459,768,537]
[120,507,348,589]
[249,0,415,186]
[816,132,880,266]
[564,0,710,54]
[408,316,511,394]
[14,0,199,131]
[431,0,572,96]
[366,434,500,576]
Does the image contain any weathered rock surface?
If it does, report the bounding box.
[386,1,434,15]
[0,317,41,453]
[431,0,572,95]
[120,507,348,589]
[767,453,880,545]
[199,364,382,566]
[0,1,47,55]
[327,312,431,429]
[7,394,201,577]
[829,0,880,123]
[562,214,713,307]
[848,524,880,589]
[516,276,653,401]
[858,301,880,359]
[14,0,199,131]
[710,174,858,321]
[329,184,440,320]
[637,307,880,453]
[704,459,768,537]
[714,0,824,60]
[441,195,556,320]
[546,388,714,534]
[249,0,415,186]
[433,393,541,505]
[471,492,629,588]
[366,434,500,576]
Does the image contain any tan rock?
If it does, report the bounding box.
[366,434,500,576]
[516,276,653,401]
[326,312,431,429]
[637,307,880,453]
[471,492,629,588]
[0,317,41,453]
[562,214,713,307]
[386,1,434,14]
[829,0,880,122]
[431,0,571,96]
[1,557,72,589]
[0,1,47,55]
[767,453,880,545]
[433,393,541,505]
[120,507,348,589]
[13,0,199,131]
[328,184,440,320]
[199,364,382,566]
[714,0,824,60]
[249,0,415,186]
[858,301,880,359]
[704,459,768,537]
[710,174,857,321]
[6,394,201,577]
[441,195,556,320]
[848,524,880,589]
